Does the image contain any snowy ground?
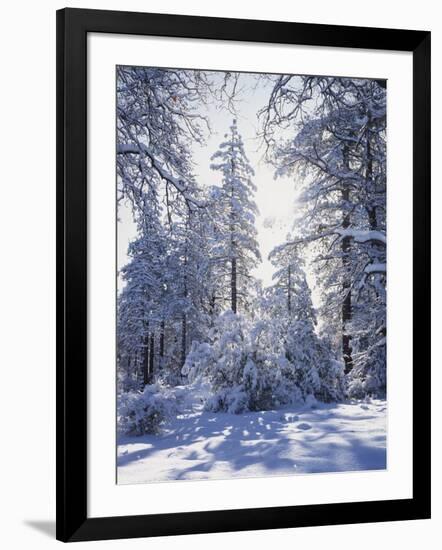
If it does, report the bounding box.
[117,389,387,485]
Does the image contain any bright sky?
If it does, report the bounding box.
[117,71,298,289]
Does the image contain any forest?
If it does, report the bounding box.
[116,67,387,482]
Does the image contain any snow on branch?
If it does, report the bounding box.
[364,262,386,274]
[117,143,204,208]
[335,229,386,246]
[284,227,386,249]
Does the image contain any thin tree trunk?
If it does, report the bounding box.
[142,325,150,386]
[159,320,165,369]
[181,246,188,367]
[366,131,386,343]
[287,264,292,314]
[342,145,353,374]
[149,334,154,382]
[127,356,133,384]
[231,257,237,313]
[342,230,353,373]
[229,148,238,314]
[366,135,377,231]
[181,314,187,367]
[209,293,216,326]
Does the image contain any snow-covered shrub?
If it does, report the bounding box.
[346,285,387,399]
[183,311,249,412]
[314,338,346,402]
[184,307,346,412]
[117,366,143,393]
[117,384,177,435]
[155,366,184,388]
[278,317,344,403]
[283,318,321,397]
[346,340,386,399]
[204,386,249,414]
[247,319,303,409]
[183,311,303,413]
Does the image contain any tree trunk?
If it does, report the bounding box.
[142,333,150,386]
[342,232,353,374]
[209,293,216,326]
[127,356,134,385]
[342,145,353,374]
[231,257,237,313]
[287,264,292,314]
[149,334,154,382]
[366,130,386,343]
[181,314,187,367]
[229,150,238,315]
[366,136,377,231]
[181,234,188,368]
[159,320,165,369]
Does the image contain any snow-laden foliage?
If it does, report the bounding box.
[117,203,215,389]
[116,68,387,431]
[261,75,386,397]
[117,192,168,387]
[209,120,261,313]
[267,240,345,402]
[183,311,302,413]
[117,384,178,435]
[183,299,343,414]
[117,66,209,212]
[346,334,386,398]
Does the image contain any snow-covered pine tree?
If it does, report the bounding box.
[268,241,316,321]
[267,241,344,402]
[117,194,168,388]
[210,120,261,313]
[166,209,213,373]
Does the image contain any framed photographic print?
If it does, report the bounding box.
[56,7,431,542]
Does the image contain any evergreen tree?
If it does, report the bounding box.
[117,196,168,388]
[210,120,261,313]
[267,241,344,402]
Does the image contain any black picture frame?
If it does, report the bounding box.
[56,7,431,542]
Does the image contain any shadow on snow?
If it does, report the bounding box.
[117,402,386,481]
